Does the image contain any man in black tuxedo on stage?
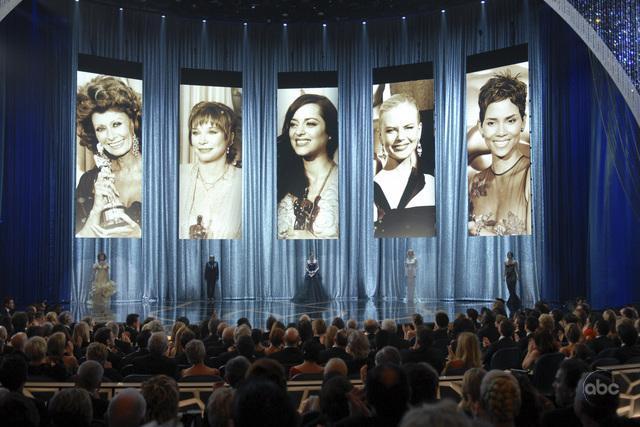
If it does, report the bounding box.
[204,255,219,301]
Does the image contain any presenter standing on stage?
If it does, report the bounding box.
[292,253,329,303]
[88,252,116,310]
[405,249,417,303]
[504,251,521,313]
[204,256,219,301]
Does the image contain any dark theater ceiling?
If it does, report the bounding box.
[80,0,479,23]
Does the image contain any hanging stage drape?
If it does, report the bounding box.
[1,0,638,308]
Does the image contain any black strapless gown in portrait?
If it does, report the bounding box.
[292,262,329,303]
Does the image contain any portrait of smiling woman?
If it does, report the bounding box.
[179,99,242,239]
[75,74,143,238]
[467,67,531,236]
[277,92,339,239]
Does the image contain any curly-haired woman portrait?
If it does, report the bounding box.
[467,69,531,236]
[277,93,339,239]
[179,100,242,239]
[75,74,143,238]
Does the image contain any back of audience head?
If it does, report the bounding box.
[76,360,104,393]
[225,355,250,388]
[0,354,28,391]
[534,329,556,354]
[460,367,487,416]
[9,332,27,353]
[554,358,589,407]
[366,363,410,420]
[0,390,40,427]
[332,316,345,330]
[574,371,620,424]
[236,335,255,358]
[107,388,146,427]
[617,320,638,346]
[347,319,357,330]
[269,327,285,347]
[381,318,397,334]
[207,387,234,427]
[297,318,313,342]
[141,375,179,425]
[233,379,297,427]
[284,327,300,347]
[364,319,378,334]
[324,357,348,380]
[245,358,287,390]
[435,311,449,329]
[400,400,471,427]
[185,339,206,365]
[148,331,168,356]
[347,330,370,360]
[25,335,47,363]
[479,370,521,426]
[416,326,435,347]
[375,345,401,366]
[320,375,353,424]
[499,319,515,338]
[11,311,28,333]
[86,342,108,365]
[49,388,93,427]
[403,362,439,406]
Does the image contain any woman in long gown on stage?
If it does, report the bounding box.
[88,252,117,311]
[504,251,521,314]
[292,253,329,303]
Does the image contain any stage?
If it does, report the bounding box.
[72,298,491,329]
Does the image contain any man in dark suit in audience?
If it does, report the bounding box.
[132,332,178,379]
[268,327,303,368]
[483,319,517,368]
[364,319,379,350]
[518,316,538,360]
[203,318,222,348]
[208,325,234,357]
[477,311,499,344]
[124,313,140,344]
[540,358,588,427]
[319,330,353,364]
[433,312,450,342]
[614,321,640,363]
[120,330,152,367]
[381,319,410,350]
[587,320,615,355]
[400,327,445,373]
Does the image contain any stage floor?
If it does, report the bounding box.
[72,298,493,329]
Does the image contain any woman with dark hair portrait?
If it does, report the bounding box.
[373,93,435,237]
[468,71,530,236]
[179,101,242,239]
[277,93,339,239]
[89,252,116,308]
[76,75,142,238]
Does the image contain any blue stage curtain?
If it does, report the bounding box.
[1,0,638,309]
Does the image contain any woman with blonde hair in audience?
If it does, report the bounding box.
[346,330,370,374]
[443,332,482,376]
[45,311,58,324]
[458,367,487,417]
[479,370,521,427]
[560,323,583,357]
[167,321,186,357]
[72,321,91,359]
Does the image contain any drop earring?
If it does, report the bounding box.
[416,142,423,158]
[132,135,141,158]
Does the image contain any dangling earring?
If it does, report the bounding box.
[132,135,141,158]
[416,142,423,158]
[226,145,230,155]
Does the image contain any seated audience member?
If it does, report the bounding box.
[443,332,482,376]
[7,332,27,358]
[106,320,133,355]
[125,314,141,344]
[586,320,615,355]
[323,325,338,349]
[403,362,439,406]
[106,388,146,427]
[434,311,450,341]
[206,387,234,427]
[290,340,324,378]
[76,360,109,422]
[264,327,284,356]
[203,317,221,348]
[224,355,251,388]
[319,329,353,364]
[232,379,298,427]
[180,339,220,378]
[381,319,410,349]
[512,371,554,427]
[458,367,487,417]
[560,323,583,357]
[268,328,303,368]
[362,363,411,426]
[86,342,123,382]
[483,319,518,368]
[518,316,539,358]
[251,328,266,356]
[140,375,180,427]
[173,327,196,365]
[94,327,123,370]
[47,331,77,373]
[346,330,371,375]
[121,330,152,367]
[401,327,445,373]
[478,311,499,344]
[346,319,357,330]
[318,375,357,424]
[72,322,91,360]
[0,390,40,427]
[400,400,472,427]
[540,358,588,427]
[48,388,93,427]
[363,319,379,349]
[324,357,348,381]
[614,321,640,363]
[245,358,287,391]
[478,370,521,427]
[132,332,178,379]
[0,354,48,426]
[11,311,28,334]
[312,319,327,345]
[522,330,558,370]
[24,336,66,381]
[375,345,402,367]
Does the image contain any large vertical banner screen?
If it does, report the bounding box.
[179,69,243,239]
[75,56,143,238]
[373,63,436,238]
[466,45,531,236]
[277,72,339,240]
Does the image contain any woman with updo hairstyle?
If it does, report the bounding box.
[277,93,339,239]
[468,71,530,236]
[179,101,242,239]
[479,370,521,427]
[76,75,143,238]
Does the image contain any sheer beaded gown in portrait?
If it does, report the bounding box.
[292,256,329,303]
